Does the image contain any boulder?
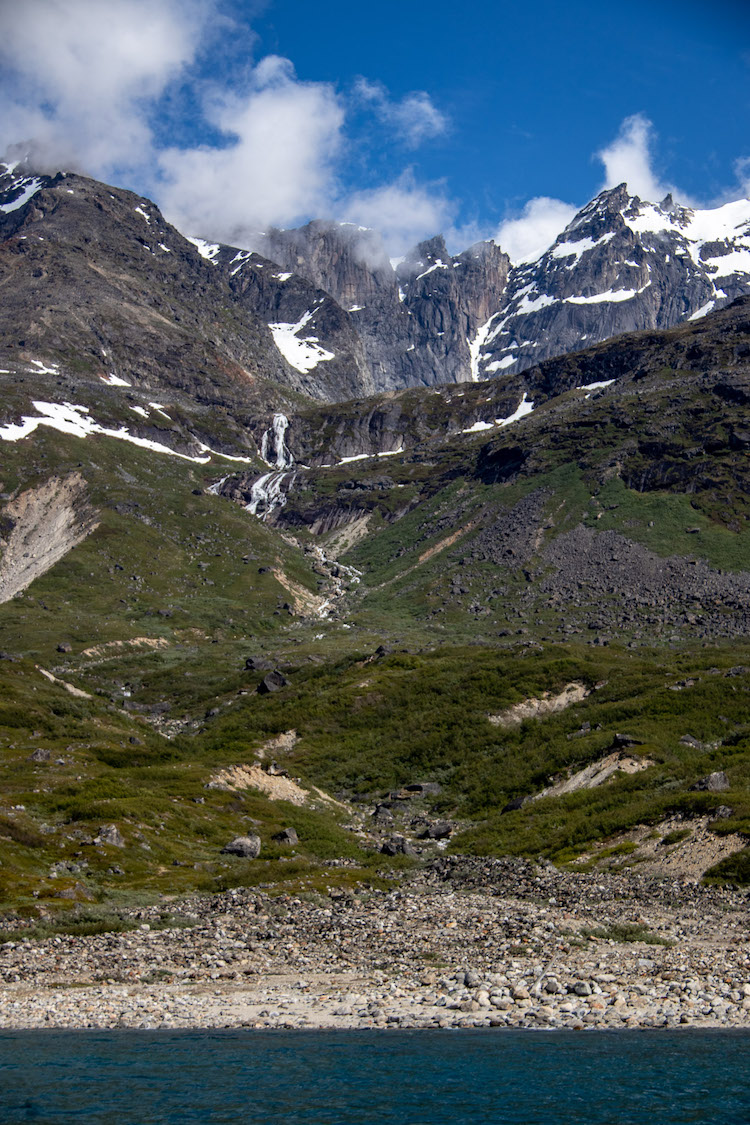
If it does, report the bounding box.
[570,981,592,996]
[501,796,528,814]
[221,834,261,858]
[691,771,730,792]
[612,732,643,748]
[28,748,50,763]
[422,821,452,840]
[257,670,289,694]
[272,827,298,845]
[94,824,125,848]
[371,803,394,823]
[380,835,416,857]
[245,656,273,671]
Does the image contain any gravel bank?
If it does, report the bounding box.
[2,858,749,1031]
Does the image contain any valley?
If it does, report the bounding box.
[0,160,749,1017]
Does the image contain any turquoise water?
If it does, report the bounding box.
[1,1029,748,1124]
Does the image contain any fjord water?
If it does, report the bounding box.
[2,1029,749,1124]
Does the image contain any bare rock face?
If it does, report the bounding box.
[253,223,511,392]
[272,827,299,845]
[220,835,261,858]
[0,161,359,421]
[215,244,375,401]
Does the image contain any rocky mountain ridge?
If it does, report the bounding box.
[4,158,750,409]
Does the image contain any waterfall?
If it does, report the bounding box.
[260,413,293,469]
[245,471,295,518]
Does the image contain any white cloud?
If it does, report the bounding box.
[0,1,452,252]
[158,57,344,242]
[341,172,456,255]
[493,115,700,265]
[355,79,448,147]
[733,156,750,197]
[596,113,678,202]
[0,0,212,175]
[494,196,577,263]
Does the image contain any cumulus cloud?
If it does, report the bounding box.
[158,57,344,242]
[733,156,750,197]
[0,0,212,175]
[493,115,701,264]
[354,79,448,147]
[0,0,454,251]
[596,113,675,201]
[494,196,578,263]
[340,172,456,255]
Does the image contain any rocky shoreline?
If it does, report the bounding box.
[1,857,749,1031]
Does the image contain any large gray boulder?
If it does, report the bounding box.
[691,771,730,792]
[221,834,261,858]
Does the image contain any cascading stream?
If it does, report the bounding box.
[245,471,296,518]
[260,413,294,469]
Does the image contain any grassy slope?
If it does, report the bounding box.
[2,358,750,912]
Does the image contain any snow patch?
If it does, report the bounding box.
[549,231,615,266]
[513,287,557,315]
[186,237,220,262]
[498,393,534,427]
[468,314,498,382]
[688,301,716,321]
[566,285,649,305]
[338,453,371,464]
[415,260,447,281]
[196,445,254,464]
[100,374,131,387]
[0,177,44,213]
[484,355,516,373]
[269,311,334,374]
[0,401,211,462]
[577,379,615,391]
[703,247,750,277]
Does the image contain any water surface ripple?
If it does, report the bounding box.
[1,1028,749,1124]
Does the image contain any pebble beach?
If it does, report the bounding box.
[2,858,749,1031]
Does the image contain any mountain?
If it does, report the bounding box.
[5,158,750,408]
[1,157,750,913]
[476,186,750,378]
[209,183,750,392]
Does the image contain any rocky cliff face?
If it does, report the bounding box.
[475,186,750,378]
[232,186,750,394]
[215,244,375,400]
[253,222,511,391]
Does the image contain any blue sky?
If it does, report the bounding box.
[1,0,749,256]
